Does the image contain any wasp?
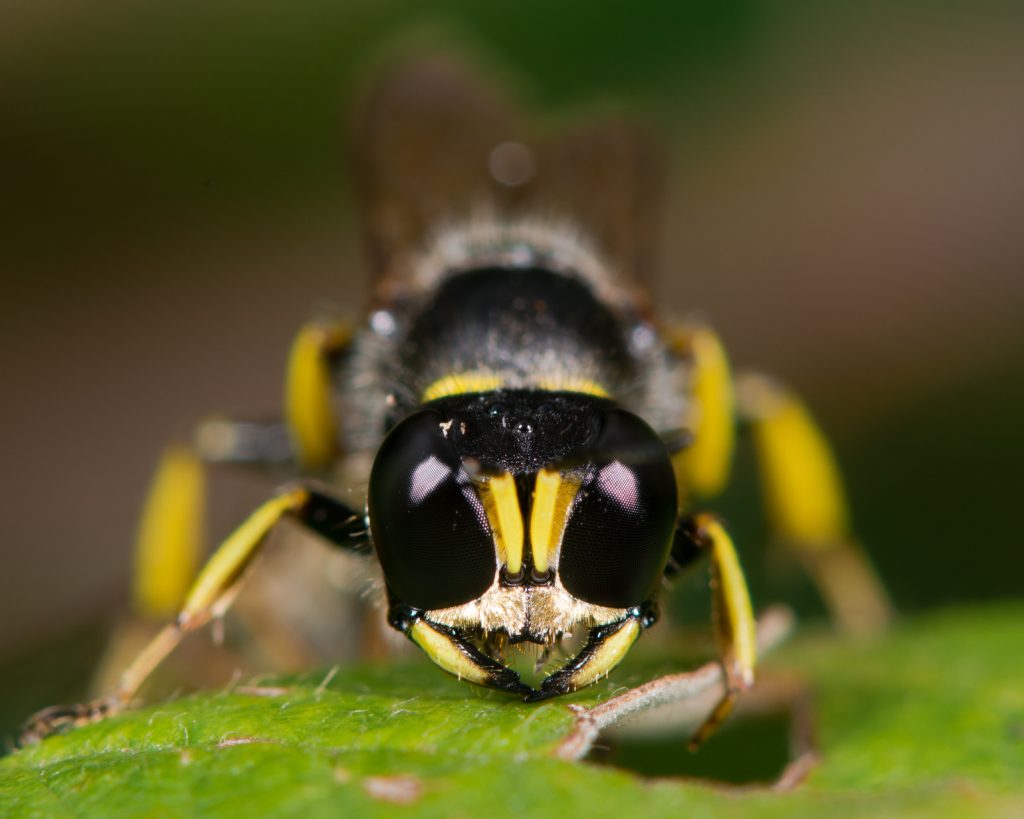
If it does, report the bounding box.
[22,57,890,746]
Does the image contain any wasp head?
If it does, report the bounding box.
[367,391,678,697]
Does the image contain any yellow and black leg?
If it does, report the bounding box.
[736,373,892,637]
[671,513,758,748]
[667,322,891,637]
[132,319,351,622]
[76,318,352,723]
[20,484,367,744]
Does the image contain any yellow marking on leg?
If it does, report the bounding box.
[180,488,310,624]
[669,325,735,499]
[422,370,505,402]
[409,621,492,687]
[566,619,641,691]
[737,374,891,636]
[285,322,350,470]
[133,445,206,619]
[698,514,757,685]
[112,485,307,710]
[738,374,848,546]
[529,468,581,574]
[24,485,327,741]
[688,513,757,748]
[477,472,524,575]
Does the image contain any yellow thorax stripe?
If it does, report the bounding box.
[477,472,524,575]
[422,370,611,402]
[422,370,505,402]
[534,376,610,398]
[529,468,581,574]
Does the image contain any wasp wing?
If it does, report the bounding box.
[352,56,661,297]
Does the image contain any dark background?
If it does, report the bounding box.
[2,0,1022,733]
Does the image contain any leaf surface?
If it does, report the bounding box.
[2,603,1022,818]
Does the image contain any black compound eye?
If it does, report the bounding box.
[369,410,496,610]
[558,409,678,608]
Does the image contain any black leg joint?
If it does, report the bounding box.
[299,489,371,554]
[630,598,659,630]
[387,601,423,634]
[665,514,708,576]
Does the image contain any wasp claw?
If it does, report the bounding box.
[18,697,122,746]
[522,684,565,703]
[486,668,535,698]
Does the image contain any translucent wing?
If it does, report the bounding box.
[352,56,661,297]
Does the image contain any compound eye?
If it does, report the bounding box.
[558,409,678,608]
[369,410,496,610]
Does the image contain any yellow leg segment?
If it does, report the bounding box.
[667,324,736,501]
[285,321,351,470]
[21,488,315,744]
[131,318,349,618]
[133,445,206,619]
[689,513,758,749]
[736,373,892,637]
[123,488,311,702]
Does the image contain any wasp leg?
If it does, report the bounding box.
[131,319,351,623]
[190,419,295,466]
[736,373,892,637]
[131,444,209,620]
[671,513,758,748]
[128,426,310,621]
[529,610,650,701]
[388,607,532,696]
[284,320,352,471]
[20,485,368,745]
[666,323,736,502]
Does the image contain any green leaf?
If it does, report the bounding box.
[3,603,1022,818]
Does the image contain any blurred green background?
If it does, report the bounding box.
[1,0,1022,741]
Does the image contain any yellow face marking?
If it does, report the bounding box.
[529,469,581,574]
[566,619,641,690]
[477,472,524,575]
[410,621,492,686]
[534,376,610,398]
[421,370,505,402]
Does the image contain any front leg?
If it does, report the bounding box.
[673,513,758,748]
[20,485,368,745]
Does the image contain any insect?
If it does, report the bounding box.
[22,57,889,746]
